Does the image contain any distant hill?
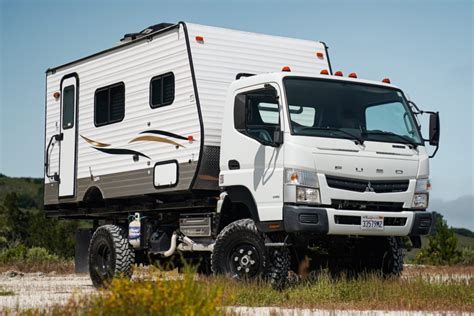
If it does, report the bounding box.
[0,173,43,209]
[430,195,474,230]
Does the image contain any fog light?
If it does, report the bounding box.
[296,186,321,204]
[412,193,429,209]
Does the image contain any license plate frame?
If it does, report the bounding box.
[361,215,384,231]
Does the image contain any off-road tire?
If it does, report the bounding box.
[381,237,404,277]
[89,225,134,288]
[211,218,289,289]
[267,248,291,290]
[211,219,267,278]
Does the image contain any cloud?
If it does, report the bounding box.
[429,195,474,230]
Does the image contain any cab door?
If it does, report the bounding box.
[58,75,78,198]
[225,83,285,221]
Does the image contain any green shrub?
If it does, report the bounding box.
[0,244,61,265]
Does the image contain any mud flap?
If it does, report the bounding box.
[75,229,93,273]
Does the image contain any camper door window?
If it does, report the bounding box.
[62,85,75,130]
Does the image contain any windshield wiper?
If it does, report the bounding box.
[363,130,418,148]
[299,127,364,145]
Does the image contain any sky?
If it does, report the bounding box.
[0,0,473,226]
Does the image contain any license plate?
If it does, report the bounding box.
[361,216,384,230]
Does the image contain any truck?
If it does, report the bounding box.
[44,22,440,288]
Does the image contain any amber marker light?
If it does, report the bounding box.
[282,66,291,72]
[348,72,358,78]
[382,78,391,84]
[320,69,329,75]
[53,92,60,100]
[334,71,343,76]
[316,52,324,59]
[195,36,204,43]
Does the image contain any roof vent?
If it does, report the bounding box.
[119,23,174,43]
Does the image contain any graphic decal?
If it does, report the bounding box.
[129,135,184,148]
[80,135,111,147]
[139,130,188,141]
[93,147,150,159]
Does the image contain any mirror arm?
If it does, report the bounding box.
[429,143,439,158]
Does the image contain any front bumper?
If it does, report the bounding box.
[283,204,432,236]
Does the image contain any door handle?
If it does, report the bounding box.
[228,160,240,170]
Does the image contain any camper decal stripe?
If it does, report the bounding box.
[80,135,111,147]
[129,135,185,148]
[139,130,188,141]
[92,147,150,159]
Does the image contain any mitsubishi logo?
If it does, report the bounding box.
[365,181,375,192]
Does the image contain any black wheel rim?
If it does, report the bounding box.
[95,241,113,278]
[229,243,261,278]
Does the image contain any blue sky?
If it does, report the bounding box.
[0,1,472,208]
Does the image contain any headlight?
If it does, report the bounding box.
[415,178,431,193]
[412,193,429,209]
[412,178,430,208]
[285,168,319,187]
[296,186,321,204]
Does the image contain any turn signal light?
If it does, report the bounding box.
[320,69,329,75]
[316,52,324,59]
[334,71,343,76]
[348,72,358,78]
[195,36,204,42]
[382,78,391,84]
[282,66,291,72]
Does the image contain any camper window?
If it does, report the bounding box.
[150,72,175,108]
[94,82,125,127]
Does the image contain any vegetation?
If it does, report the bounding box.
[415,212,474,265]
[17,269,474,314]
[0,174,83,270]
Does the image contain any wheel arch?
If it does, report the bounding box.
[218,186,260,232]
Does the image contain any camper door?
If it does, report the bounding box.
[58,75,78,198]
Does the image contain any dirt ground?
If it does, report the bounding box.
[0,265,472,313]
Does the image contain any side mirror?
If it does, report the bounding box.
[272,129,284,147]
[429,112,440,146]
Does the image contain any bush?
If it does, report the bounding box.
[47,268,225,315]
[0,244,61,265]
[415,213,462,265]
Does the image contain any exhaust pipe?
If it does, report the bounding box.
[162,232,178,257]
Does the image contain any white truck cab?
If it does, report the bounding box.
[219,71,436,238]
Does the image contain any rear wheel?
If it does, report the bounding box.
[89,225,134,288]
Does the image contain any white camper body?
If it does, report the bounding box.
[44,22,330,209]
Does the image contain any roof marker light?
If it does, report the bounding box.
[282,66,291,72]
[320,69,329,75]
[382,78,391,84]
[195,36,204,42]
[334,71,343,76]
[316,52,324,59]
[348,72,358,78]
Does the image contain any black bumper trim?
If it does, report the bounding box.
[410,211,433,236]
[283,205,329,234]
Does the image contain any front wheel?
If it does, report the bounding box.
[88,225,134,288]
[211,219,289,289]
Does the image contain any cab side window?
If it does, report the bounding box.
[234,86,280,145]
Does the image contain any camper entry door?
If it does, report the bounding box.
[58,75,78,198]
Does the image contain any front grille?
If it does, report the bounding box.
[326,176,409,193]
[332,199,404,212]
[334,215,407,226]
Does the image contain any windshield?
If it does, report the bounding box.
[284,78,423,145]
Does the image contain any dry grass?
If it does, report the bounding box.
[12,267,473,315]
[405,264,474,275]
